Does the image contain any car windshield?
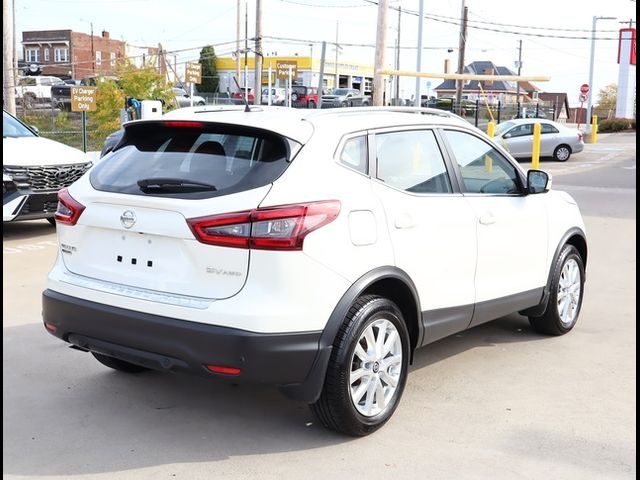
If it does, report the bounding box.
[332,89,350,95]
[3,111,36,138]
[90,121,296,200]
[495,121,516,136]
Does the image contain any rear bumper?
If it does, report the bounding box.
[42,289,330,401]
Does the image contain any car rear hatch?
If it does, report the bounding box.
[57,120,301,300]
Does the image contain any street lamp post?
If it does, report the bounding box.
[586,16,616,134]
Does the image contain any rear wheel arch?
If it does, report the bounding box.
[320,266,422,359]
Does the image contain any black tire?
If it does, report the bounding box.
[310,295,410,436]
[46,217,56,226]
[92,352,149,373]
[197,101,205,106]
[341,101,348,108]
[529,244,585,336]
[308,100,316,109]
[291,93,299,102]
[553,144,571,162]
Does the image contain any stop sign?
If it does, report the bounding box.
[580,83,590,94]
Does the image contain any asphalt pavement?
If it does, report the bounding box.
[3,131,636,480]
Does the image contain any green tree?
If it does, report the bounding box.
[199,45,219,93]
[89,63,174,145]
[594,84,617,119]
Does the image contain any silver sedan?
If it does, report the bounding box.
[495,118,584,162]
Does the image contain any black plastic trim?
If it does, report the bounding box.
[421,303,474,346]
[470,287,544,328]
[42,289,322,391]
[520,227,587,317]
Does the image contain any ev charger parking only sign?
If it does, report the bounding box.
[71,87,97,112]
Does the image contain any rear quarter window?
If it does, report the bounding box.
[90,122,296,199]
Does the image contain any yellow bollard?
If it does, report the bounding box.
[591,115,598,144]
[485,122,496,172]
[532,122,541,170]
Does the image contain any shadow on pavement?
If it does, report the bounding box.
[4,314,542,476]
[3,220,56,241]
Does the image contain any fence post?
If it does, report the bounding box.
[497,100,501,124]
[474,100,479,127]
[535,103,539,118]
[517,101,521,118]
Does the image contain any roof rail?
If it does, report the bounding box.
[305,106,463,119]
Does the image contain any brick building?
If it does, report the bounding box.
[22,29,125,79]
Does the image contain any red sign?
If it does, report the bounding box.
[617,28,636,65]
[580,84,590,94]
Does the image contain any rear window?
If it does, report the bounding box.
[90,122,295,199]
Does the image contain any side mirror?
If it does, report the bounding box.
[503,133,511,139]
[527,169,549,194]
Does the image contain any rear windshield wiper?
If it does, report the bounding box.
[137,178,217,191]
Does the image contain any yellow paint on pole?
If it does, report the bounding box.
[591,115,598,144]
[485,122,496,172]
[532,122,541,170]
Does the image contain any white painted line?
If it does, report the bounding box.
[3,240,58,254]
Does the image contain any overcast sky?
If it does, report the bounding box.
[15,0,637,104]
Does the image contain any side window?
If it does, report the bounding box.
[376,130,452,194]
[507,124,533,138]
[339,136,367,174]
[444,130,521,195]
[541,123,559,134]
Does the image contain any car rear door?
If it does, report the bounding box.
[370,128,478,344]
[441,128,548,327]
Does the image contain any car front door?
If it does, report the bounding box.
[441,129,549,327]
[370,128,478,344]
[502,123,533,157]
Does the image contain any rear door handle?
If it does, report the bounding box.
[479,213,496,225]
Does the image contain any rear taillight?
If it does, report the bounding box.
[54,188,85,225]
[187,200,340,251]
[578,131,584,142]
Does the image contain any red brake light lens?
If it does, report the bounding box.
[187,200,341,251]
[54,188,85,225]
[163,121,204,128]
[205,365,242,376]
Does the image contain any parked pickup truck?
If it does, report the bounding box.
[51,76,116,111]
[320,88,371,108]
[16,76,66,109]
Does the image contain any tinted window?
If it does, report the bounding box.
[506,124,533,138]
[376,130,451,194]
[541,123,560,134]
[444,130,521,194]
[90,122,295,199]
[19,78,36,87]
[340,136,367,174]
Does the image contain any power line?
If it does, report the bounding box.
[361,0,626,40]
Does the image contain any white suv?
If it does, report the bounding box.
[43,106,587,436]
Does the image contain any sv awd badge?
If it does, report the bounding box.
[120,210,136,229]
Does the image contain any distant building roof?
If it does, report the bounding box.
[435,61,524,93]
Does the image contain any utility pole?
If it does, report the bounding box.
[335,21,339,89]
[13,0,18,83]
[254,0,262,105]
[395,6,401,104]
[317,41,326,108]
[3,0,16,115]
[515,39,523,105]
[454,2,468,114]
[236,0,241,87]
[373,0,388,106]
[414,0,424,106]
[90,22,95,74]
[244,3,248,96]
